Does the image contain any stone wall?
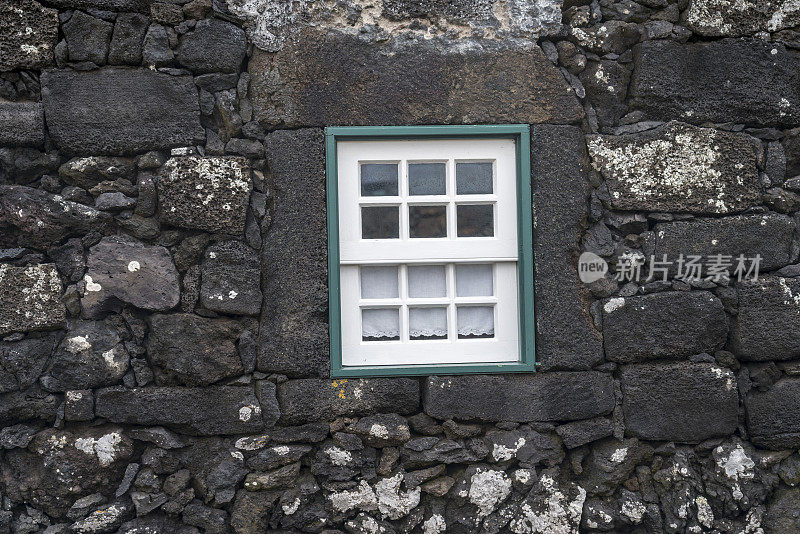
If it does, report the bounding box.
[2,0,800,533]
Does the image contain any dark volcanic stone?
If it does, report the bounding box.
[249,30,583,128]
[0,103,44,148]
[602,291,728,363]
[258,129,328,376]
[746,378,800,449]
[95,386,266,435]
[47,0,153,11]
[0,333,60,393]
[348,413,411,447]
[423,373,615,422]
[65,389,94,421]
[621,362,738,442]
[108,13,148,65]
[555,417,614,449]
[485,426,563,465]
[0,388,59,425]
[59,156,136,190]
[587,121,761,214]
[685,0,800,36]
[0,0,59,70]
[629,39,800,127]
[63,10,113,65]
[199,240,262,316]
[764,487,800,533]
[277,378,420,424]
[532,125,604,370]
[579,60,630,128]
[730,276,800,361]
[147,313,243,386]
[178,18,246,74]
[41,68,204,155]
[117,514,198,534]
[0,264,65,335]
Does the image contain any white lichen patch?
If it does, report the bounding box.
[238,404,261,422]
[66,335,92,354]
[715,443,756,480]
[74,432,123,467]
[603,297,625,314]
[422,514,447,534]
[369,423,389,440]
[0,264,66,335]
[234,435,269,451]
[84,274,102,292]
[493,437,526,461]
[375,472,421,520]
[610,447,628,463]
[695,496,714,528]
[468,469,512,518]
[509,474,586,534]
[127,260,141,272]
[328,480,378,513]
[325,445,353,466]
[72,504,125,534]
[620,499,646,523]
[282,497,301,515]
[686,0,800,35]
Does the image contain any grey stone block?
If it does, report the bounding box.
[0,0,58,70]
[199,240,262,316]
[685,0,800,36]
[0,264,66,336]
[178,18,247,74]
[731,276,800,361]
[62,10,112,65]
[746,378,800,449]
[0,103,44,148]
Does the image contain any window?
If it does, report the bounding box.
[326,125,535,377]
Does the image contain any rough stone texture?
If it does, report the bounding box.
[621,363,738,442]
[95,386,267,435]
[0,333,59,393]
[532,125,604,370]
[62,10,113,65]
[587,121,761,214]
[424,373,615,422]
[731,276,800,361]
[685,0,800,36]
[747,378,800,449]
[199,240,262,316]
[46,0,153,10]
[108,13,148,65]
[0,264,65,336]
[0,0,58,71]
[249,30,583,128]
[258,129,328,376]
[0,103,44,148]
[629,39,800,127]
[158,156,251,234]
[41,68,204,155]
[603,291,728,363]
[178,18,247,73]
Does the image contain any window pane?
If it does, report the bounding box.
[361,266,398,299]
[362,308,399,341]
[457,306,494,339]
[409,307,448,340]
[457,204,493,237]
[409,163,446,196]
[456,264,493,296]
[408,265,446,298]
[409,205,447,238]
[361,163,398,196]
[362,206,399,239]
[456,162,493,194]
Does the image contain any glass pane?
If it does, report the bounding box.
[457,306,494,339]
[408,265,446,298]
[361,266,398,299]
[362,206,399,239]
[456,162,493,194]
[409,163,446,196]
[361,163,398,196]
[362,308,399,341]
[456,264,493,296]
[409,205,447,238]
[409,307,448,340]
[457,204,493,237]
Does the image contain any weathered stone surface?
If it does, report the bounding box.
[731,276,800,361]
[532,125,604,370]
[570,20,640,55]
[258,129,328,376]
[62,10,112,65]
[158,156,251,234]
[747,378,800,449]
[199,241,261,316]
[147,313,243,386]
[621,363,738,442]
[764,487,800,534]
[59,156,135,190]
[0,264,65,336]
[42,320,129,391]
[603,291,728,363]
[629,39,800,127]
[587,121,761,214]
[349,414,411,448]
[579,60,630,128]
[65,389,94,422]
[555,417,614,449]
[485,426,563,466]
[0,103,44,148]
[424,373,615,422]
[108,13,148,65]
[249,30,583,128]
[46,0,153,11]
[278,378,420,424]
[117,515,198,534]
[578,437,653,496]
[41,68,204,155]
[0,334,59,393]
[1,426,133,518]
[178,19,246,73]
[685,0,800,36]
[95,386,266,435]
[81,236,180,315]
[0,0,58,70]
[0,185,112,249]
[653,214,797,273]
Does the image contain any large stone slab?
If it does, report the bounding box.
[277,378,420,424]
[158,156,251,234]
[249,30,583,128]
[41,68,204,155]
[532,125,604,370]
[258,129,328,376]
[603,291,728,363]
[587,121,760,214]
[746,378,800,449]
[730,276,800,361]
[199,240,262,316]
[423,373,615,422]
[685,0,800,36]
[629,39,800,127]
[653,214,797,273]
[95,386,268,435]
[0,264,65,336]
[177,18,247,74]
[0,0,58,71]
[621,363,738,442]
[0,103,44,148]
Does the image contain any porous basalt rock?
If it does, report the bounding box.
[746,378,800,449]
[178,18,247,74]
[0,334,59,393]
[0,103,45,148]
[199,240,262,316]
[0,264,65,336]
[0,0,58,70]
[685,0,800,36]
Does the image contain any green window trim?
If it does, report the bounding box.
[326,124,535,377]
